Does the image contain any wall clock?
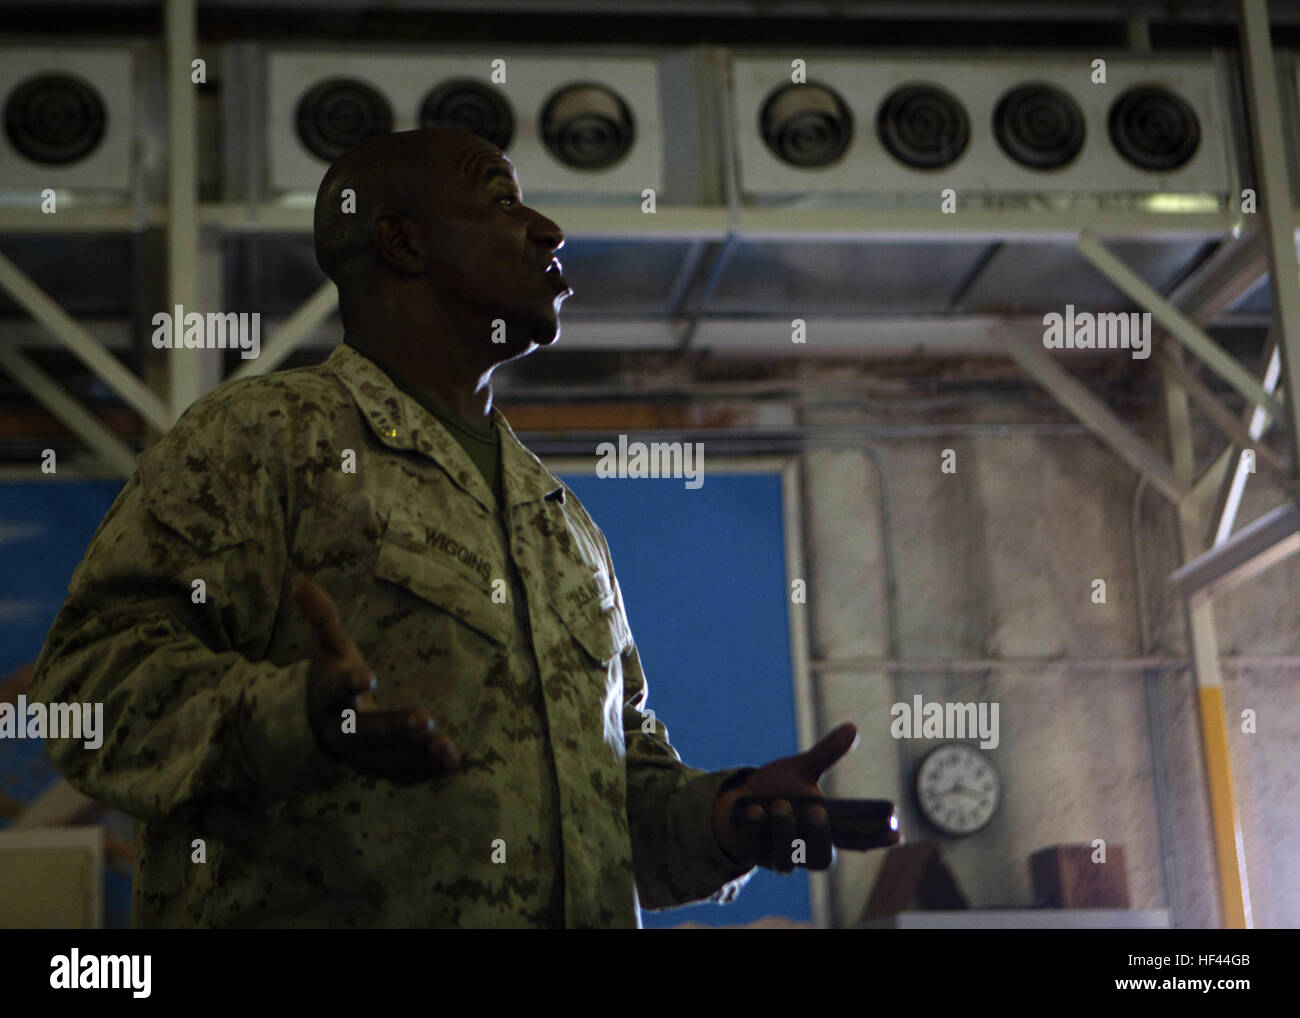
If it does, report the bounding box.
[915,743,1000,837]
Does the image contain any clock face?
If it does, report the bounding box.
[915,743,1000,837]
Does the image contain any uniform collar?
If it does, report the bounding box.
[324,342,566,512]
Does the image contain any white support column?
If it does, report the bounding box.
[1161,344,1253,930]
[166,0,201,417]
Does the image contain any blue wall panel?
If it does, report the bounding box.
[1,481,123,678]
[1,481,129,927]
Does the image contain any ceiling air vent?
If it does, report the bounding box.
[759,81,852,168]
[294,77,393,161]
[992,82,1086,170]
[265,50,662,196]
[876,82,969,170]
[1108,84,1200,171]
[540,82,635,170]
[419,78,514,150]
[733,54,1234,196]
[0,47,133,192]
[4,72,107,166]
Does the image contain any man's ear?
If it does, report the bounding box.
[371,211,425,278]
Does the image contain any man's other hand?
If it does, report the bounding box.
[294,574,460,784]
[711,722,858,873]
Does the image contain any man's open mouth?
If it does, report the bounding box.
[545,258,571,293]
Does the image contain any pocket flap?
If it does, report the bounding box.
[374,537,510,646]
[556,590,631,665]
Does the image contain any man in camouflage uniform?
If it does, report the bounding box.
[30,127,858,928]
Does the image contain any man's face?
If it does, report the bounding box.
[417,133,572,360]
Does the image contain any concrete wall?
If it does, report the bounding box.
[798,411,1299,928]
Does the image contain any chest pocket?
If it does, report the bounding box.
[372,524,511,648]
[551,571,632,751]
[366,522,514,742]
[553,569,631,666]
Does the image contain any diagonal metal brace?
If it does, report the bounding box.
[1077,229,1286,421]
[0,248,172,433]
[1001,322,1188,503]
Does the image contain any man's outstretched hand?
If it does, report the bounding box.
[293,574,460,784]
[712,722,858,873]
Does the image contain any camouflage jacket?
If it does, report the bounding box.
[29,342,756,928]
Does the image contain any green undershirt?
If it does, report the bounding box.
[347,342,503,506]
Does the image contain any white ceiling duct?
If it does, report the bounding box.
[265,49,662,197]
[731,53,1233,199]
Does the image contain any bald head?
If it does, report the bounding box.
[313,127,502,304]
[309,125,568,372]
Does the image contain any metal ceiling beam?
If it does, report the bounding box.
[0,343,138,478]
[734,207,1233,243]
[229,281,339,379]
[1195,334,1284,544]
[140,311,1274,367]
[0,249,171,433]
[1241,0,1300,495]
[663,240,709,316]
[1000,323,1187,503]
[944,241,1003,312]
[0,309,1275,354]
[45,0,1300,22]
[0,203,1254,240]
[675,235,738,353]
[1155,343,1288,473]
[1077,229,1285,418]
[1163,230,1267,324]
[1170,502,1300,599]
[1153,230,1277,525]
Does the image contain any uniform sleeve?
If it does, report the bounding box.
[596,544,758,910]
[620,637,758,910]
[27,398,348,824]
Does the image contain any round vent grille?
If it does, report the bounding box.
[295,78,393,161]
[877,83,970,170]
[759,82,852,168]
[540,83,635,170]
[4,73,107,165]
[1108,85,1200,171]
[993,83,1085,170]
[419,79,514,150]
